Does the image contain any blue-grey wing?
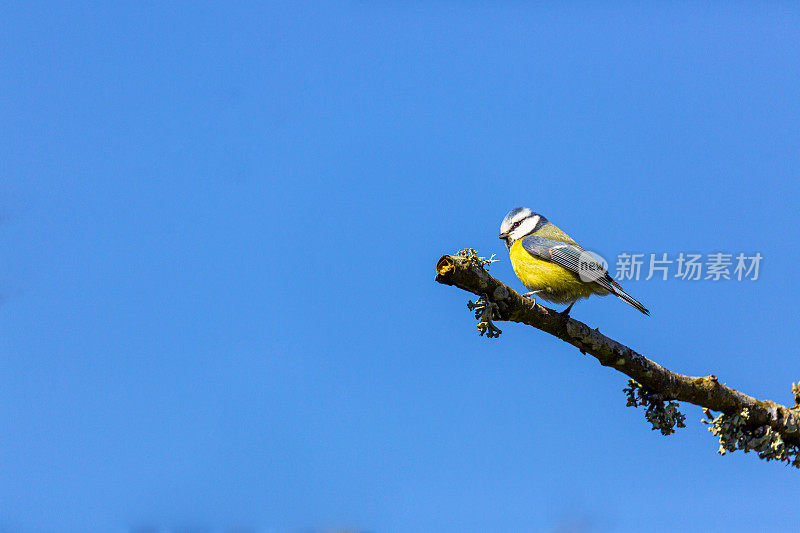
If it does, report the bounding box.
[520,234,651,315]
[520,234,617,293]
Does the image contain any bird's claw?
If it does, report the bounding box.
[522,290,542,310]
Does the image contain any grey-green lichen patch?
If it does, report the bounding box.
[457,248,498,270]
[456,250,503,338]
[702,407,800,468]
[467,294,502,338]
[624,379,686,436]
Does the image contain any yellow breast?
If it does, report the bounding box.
[508,239,607,304]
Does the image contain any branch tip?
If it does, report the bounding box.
[435,255,455,284]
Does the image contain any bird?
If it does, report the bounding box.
[498,207,649,316]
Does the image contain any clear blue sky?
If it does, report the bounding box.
[2,3,799,532]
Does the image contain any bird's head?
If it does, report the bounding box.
[498,207,546,249]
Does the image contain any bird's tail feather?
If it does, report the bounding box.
[613,287,650,316]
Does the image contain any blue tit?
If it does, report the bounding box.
[498,207,649,316]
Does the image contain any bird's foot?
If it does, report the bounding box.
[521,290,542,309]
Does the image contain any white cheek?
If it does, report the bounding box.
[512,215,539,239]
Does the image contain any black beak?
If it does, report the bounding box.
[498,233,509,239]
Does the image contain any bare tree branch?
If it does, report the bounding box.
[435,250,800,467]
